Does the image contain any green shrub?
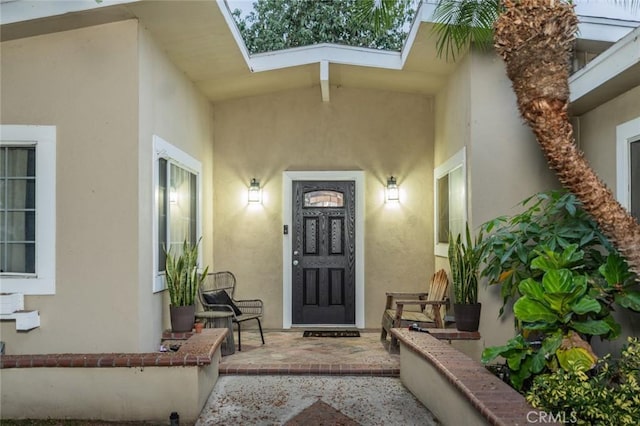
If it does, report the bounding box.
[478,190,614,316]
[480,190,640,391]
[526,337,640,425]
[482,245,614,390]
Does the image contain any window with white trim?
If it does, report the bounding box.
[434,147,467,257]
[0,125,56,295]
[616,117,640,222]
[152,135,202,292]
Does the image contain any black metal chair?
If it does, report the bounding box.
[198,271,265,351]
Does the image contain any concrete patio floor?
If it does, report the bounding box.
[195,329,440,425]
[219,329,400,375]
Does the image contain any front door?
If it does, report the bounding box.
[291,180,356,325]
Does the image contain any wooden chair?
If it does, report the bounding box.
[380,269,450,352]
[198,271,265,351]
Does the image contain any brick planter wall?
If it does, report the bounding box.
[0,329,227,423]
[391,328,560,426]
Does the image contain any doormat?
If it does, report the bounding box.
[303,330,360,338]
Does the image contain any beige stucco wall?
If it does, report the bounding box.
[575,85,640,355]
[399,344,490,425]
[2,13,633,364]
[0,358,219,423]
[211,87,435,329]
[1,21,140,353]
[438,50,639,357]
[0,20,214,354]
[434,50,559,356]
[468,51,559,351]
[136,25,215,349]
[433,54,471,277]
[434,54,471,168]
[576,85,640,191]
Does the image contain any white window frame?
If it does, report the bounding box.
[616,116,640,213]
[434,147,467,257]
[0,125,56,295]
[152,135,202,293]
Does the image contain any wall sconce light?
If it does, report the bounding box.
[248,178,262,203]
[386,176,399,202]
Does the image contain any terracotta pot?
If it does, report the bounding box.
[194,322,204,333]
[170,305,196,332]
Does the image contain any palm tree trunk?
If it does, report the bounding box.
[493,0,640,275]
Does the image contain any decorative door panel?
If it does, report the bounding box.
[292,181,355,324]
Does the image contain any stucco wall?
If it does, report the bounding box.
[575,85,640,355]
[434,54,471,168]
[0,361,219,423]
[211,87,435,329]
[434,54,471,277]
[468,51,559,350]
[0,20,214,354]
[400,345,488,426]
[137,25,214,349]
[1,21,140,353]
[436,49,640,358]
[468,52,560,351]
[434,50,559,356]
[576,85,640,191]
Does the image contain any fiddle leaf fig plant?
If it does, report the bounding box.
[595,252,640,312]
[482,245,616,390]
[481,332,563,390]
[480,193,639,391]
[478,190,640,320]
[514,245,611,337]
[478,190,613,316]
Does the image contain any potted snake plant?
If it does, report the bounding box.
[448,223,484,331]
[165,238,209,332]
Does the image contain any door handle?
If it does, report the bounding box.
[293,250,299,256]
[293,260,299,266]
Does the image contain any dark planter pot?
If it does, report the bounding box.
[170,305,196,332]
[453,303,482,332]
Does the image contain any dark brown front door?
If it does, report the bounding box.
[292,180,356,325]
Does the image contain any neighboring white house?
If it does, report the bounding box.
[0,0,638,357]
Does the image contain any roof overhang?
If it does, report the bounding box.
[569,24,640,115]
[1,0,639,105]
[0,0,136,39]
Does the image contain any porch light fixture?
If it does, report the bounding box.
[248,178,262,203]
[386,176,399,202]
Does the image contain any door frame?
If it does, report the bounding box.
[282,171,365,328]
